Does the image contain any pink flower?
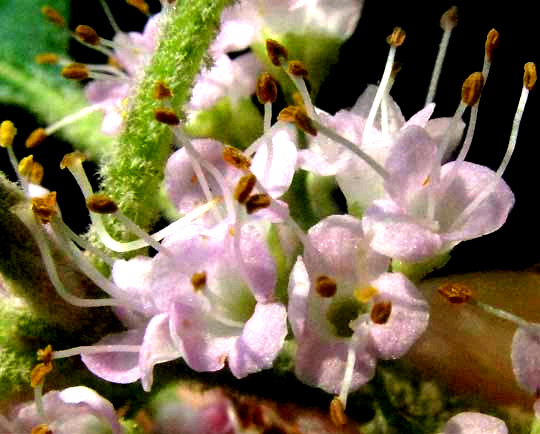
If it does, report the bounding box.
[440,412,508,434]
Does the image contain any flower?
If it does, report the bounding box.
[288,214,429,403]
[1,386,123,434]
[439,412,508,434]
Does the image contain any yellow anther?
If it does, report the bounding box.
[61,63,90,81]
[354,286,378,303]
[86,194,119,214]
[437,282,473,304]
[153,80,173,100]
[75,24,101,45]
[329,397,347,427]
[32,192,58,224]
[461,72,484,106]
[191,271,207,291]
[154,107,180,125]
[315,275,337,298]
[440,6,458,32]
[234,173,257,204]
[0,120,17,148]
[386,27,406,47]
[485,29,499,63]
[370,301,392,324]
[277,106,317,136]
[266,39,288,66]
[31,424,52,434]
[25,128,48,149]
[30,362,53,388]
[37,345,53,364]
[223,146,251,170]
[41,5,65,27]
[524,62,537,90]
[288,60,309,78]
[18,156,44,184]
[35,53,59,65]
[127,0,150,15]
[245,193,271,214]
[60,151,86,169]
[256,73,278,104]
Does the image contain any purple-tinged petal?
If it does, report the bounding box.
[288,256,310,337]
[81,329,143,384]
[425,117,465,161]
[403,103,435,129]
[112,257,156,315]
[441,412,508,434]
[365,272,429,359]
[511,325,540,395]
[139,313,183,391]
[228,302,287,378]
[363,199,443,261]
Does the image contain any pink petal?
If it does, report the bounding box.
[511,325,540,395]
[288,256,311,337]
[442,412,508,434]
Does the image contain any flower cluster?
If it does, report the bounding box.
[2,0,540,432]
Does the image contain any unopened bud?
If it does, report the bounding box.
[370,301,392,324]
[461,72,484,106]
[288,60,308,78]
[256,73,278,104]
[154,107,180,125]
[153,81,173,100]
[61,63,89,80]
[86,194,119,214]
[438,282,473,304]
[329,397,347,427]
[35,53,59,65]
[75,25,100,45]
[0,120,17,148]
[234,173,257,204]
[277,106,317,136]
[485,29,499,63]
[32,192,57,223]
[524,62,537,90]
[223,146,251,170]
[41,5,65,26]
[440,6,458,32]
[386,27,406,47]
[266,39,288,66]
[315,275,337,298]
[245,193,271,214]
[25,128,48,148]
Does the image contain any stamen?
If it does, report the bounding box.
[86,194,119,214]
[153,80,173,100]
[154,107,181,125]
[25,128,48,148]
[256,73,278,104]
[37,345,53,364]
[35,53,59,65]
[53,344,141,359]
[127,0,150,15]
[30,362,53,388]
[61,63,90,80]
[370,301,392,324]
[354,286,378,303]
[425,6,458,104]
[234,173,257,204]
[31,424,51,434]
[18,155,44,184]
[0,120,17,147]
[330,396,347,427]
[43,105,103,137]
[245,193,271,214]
[99,0,121,34]
[315,275,337,298]
[31,192,57,224]
[223,145,252,170]
[485,29,500,66]
[74,24,101,45]
[288,60,309,78]
[191,271,207,291]
[266,39,288,67]
[277,106,317,136]
[338,342,356,409]
[437,282,472,304]
[461,72,484,107]
[41,5,66,27]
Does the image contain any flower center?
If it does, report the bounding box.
[326,297,362,338]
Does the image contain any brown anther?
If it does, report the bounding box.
[75,25,101,45]
[288,60,309,78]
[277,106,317,136]
[41,5,65,26]
[370,301,392,324]
[35,53,59,65]
[191,271,207,291]
[154,107,180,125]
[437,282,473,304]
[524,62,537,90]
[153,81,173,100]
[30,362,53,388]
[440,6,458,32]
[234,173,257,204]
[25,128,48,149]
[32,192,57,223]
[31,424,53,434]
[60,151,86,169]
[461,72,484,106]
[391,61,402,78]
[485,29,499,63]
[86,194,119,214]
[315,275,337,298]
[266,39,288,66]
[127,0,150,15]
[61,63,89,80]
[386,27,406,47]
[256,73,278,104]
[18,156,44,184]
[245,193,271,214]
[108,56,123,69]
[0,120,17,148]
[37,345,53,364]
[329,397,347,427]
[223,145,251,170]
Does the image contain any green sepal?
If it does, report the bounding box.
[391,253,451,283]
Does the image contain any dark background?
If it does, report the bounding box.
[1,0,538,274]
